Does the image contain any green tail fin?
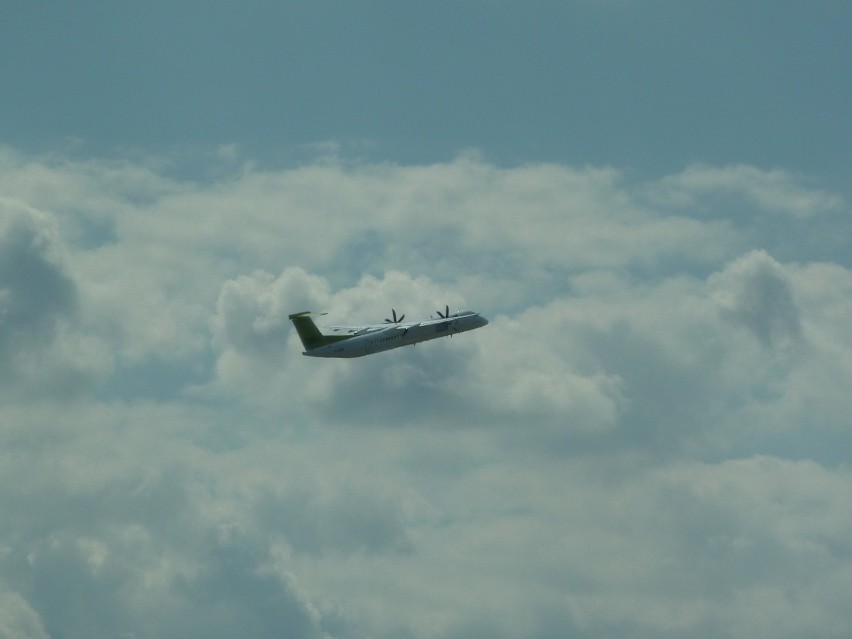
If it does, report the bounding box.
[289,312,353,351]
[288,312,328,350]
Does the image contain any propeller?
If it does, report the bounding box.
[384,309,405,323]
[436,304,450,318]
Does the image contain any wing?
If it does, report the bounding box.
[326,317,429,336]
[417,317,453,328]
[326,323,388,336]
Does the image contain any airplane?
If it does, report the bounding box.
[288,305,488,358]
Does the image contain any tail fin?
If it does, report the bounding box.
[288,312,329,350]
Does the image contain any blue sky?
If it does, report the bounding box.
[4,1,851,177]
[2,3,852,638]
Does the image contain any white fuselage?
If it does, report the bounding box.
[304,311,488,358]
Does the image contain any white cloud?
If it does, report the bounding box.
[0,583,49,639]
[648,164,845,219]
[1,149,852,638]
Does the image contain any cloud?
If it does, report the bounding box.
[563,456,852,639]
[1,148,852,638]
[0,200,76,336]
[0,402,353,639]
[0,584,49,639]
[19,523,333,639]
[0,199,110,396]
[711,249,803,347]
[648,164,845,219]
[213,267,329,360]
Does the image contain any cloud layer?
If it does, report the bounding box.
[1,147,851,638]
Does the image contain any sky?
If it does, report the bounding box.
[1,1,852,638]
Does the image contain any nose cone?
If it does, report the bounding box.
[478,315,489,327]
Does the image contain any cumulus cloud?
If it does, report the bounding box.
[213,267,329,360]
[0,199,110,395]
[560,456,852,639]
[0,200,76,339]
[1,149,852,638]
[711,249,802,347]
[0,402,358,638]
[648,164,845,219]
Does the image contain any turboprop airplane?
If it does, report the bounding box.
[288,306,488,358]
